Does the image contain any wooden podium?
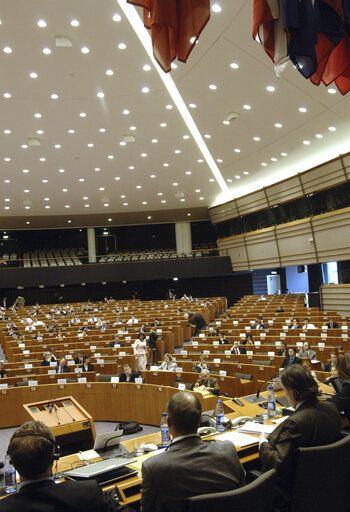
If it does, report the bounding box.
[23,396,96,455]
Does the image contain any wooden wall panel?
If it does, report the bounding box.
[217,236,249,271]
[236,189,268,216]
[300,158,345,195]
[320,284,350,316]
[266,176,302,206]
[209,199,239,224]
[312,208,350,262]
[244,228,280,269]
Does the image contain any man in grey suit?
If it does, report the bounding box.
[141,391,245,512]
[297,341,317,360]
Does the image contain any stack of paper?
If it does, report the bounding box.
[237,421,276,435]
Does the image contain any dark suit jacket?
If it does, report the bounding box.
[281,355,302,368]
[56,365,71,373]
[260,400,341,495]
[80,363,95,372]
[0,478,123,512]
[329,379,350,422]
[231,346,246,355]
[325,321,339,328]
[141,435,245,512]
[119,371,139,382]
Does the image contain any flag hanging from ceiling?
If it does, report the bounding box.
[127,0,210,73]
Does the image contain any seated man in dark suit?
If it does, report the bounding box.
[230,340,246,355]
[252,316,267,329]
[0,420,127,512]
[324,317,339,328]
[280,347,302,368]
[288,318,301,329]
[80,355,95,372]
[259,365,341,506]
[141,391,245,512]
[56,357,71,374]
[74,350,84,365]
[119,363,140,383]
[194,369,220,395]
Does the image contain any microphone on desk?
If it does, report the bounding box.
[256,379,272,399]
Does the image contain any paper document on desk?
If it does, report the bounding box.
[215,431,258,447]
[78,450,100,461]
[127,449,166,472]
[237,422,276,435]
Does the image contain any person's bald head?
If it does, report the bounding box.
[167,391,202,435]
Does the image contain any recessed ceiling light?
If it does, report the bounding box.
[3,47,12,54]
[147,215,152,219]
[160,122,167,127]
[83,196,88,200]
[78,178,85,182]
[84,204,90,208]
[97,92,105,99]
[106,69,114,76]
[143,64,151,71]
[315,133,323,139]
[4,198,10,202]
[4,157,10,161]
[113,13,122,22]
[303,140,310,145]
[141,86,150,94]
[26,221,30,224]
[281,152,288,156]
[129,165,135,170]
[99,128,106,133]
[230,62,239,69]
[171,62,177,69]
[197,159,203,163]
[174,149,181,153]
[122,109,130,115]
[271,157,278,161]
[150,174,156,178]
[114,176,120,180]
[34,113,42,118]
[79,112,86,117]
[199,197,204,200]
[243,104,251,110]
[24,206,30,210]
[235,175,241,179]
[37,19,47,28]
[108,218,112,222]
[99,187,105,191]
[157,192,163,196]
[118,43,127,50]
[4,179,11,183]
[43,47,51,55]
[104,203,109,207]
[141,153,147,157]
[39,157,46,161]
[24,189,29,193]
[58,168,65,173]
[234,148,240,153]
[274,123,282,128]
[54,144,62,149]
[71,19,80,27]
[189,36,196,43]
[22,169,29,173]
[180,198,186,202]
[42,179,48,183]
[209,84,217,90]
[44,197,50,201]
[223,120,230,125]
[187,213,191,216]
[253,136,261,141]
[108,155,114,159]
[163,163,169,167]
[195,189,201,193]
[161,199,166,203]
[211,3,222,13]
[266,85,275,92]
[87,143,94,147]
[136,185,142,189]
[21,144,28,148]
[166,104,173,109]
[123,202,128,206]
[243,171,249,175]
[29,72,38,78]
[4,206,10,210]
[152,139,158,143]
[68,129,75,134]
[183,135,190,139]
[3,92,11,98]
[36,130,44,134]
[142,201,147,205]
[121,194,126,198]
[209,178,214,182]
[173,182,178,187]
[3,129,11,134]
[328,88,336,94]
[189,103,197,108]
[62,188,68,192]
[299,107,307,113]
[328,126,336,131]
[129,126,136,131]
[50,93,58,99]
[261,162,268,167]
[94,167,101,172]
[81,46,90,54]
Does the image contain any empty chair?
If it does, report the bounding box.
[97,374,115,382]
[252,360,271,366]
[234,372,253,381]
[186,469,277,512]
[290,435,350,512]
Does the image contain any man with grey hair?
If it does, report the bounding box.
[141,391,245,512]
[194,369,220,395]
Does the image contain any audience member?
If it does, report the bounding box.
[110,335,124,348]
[302,360,317,380]
[281,347,302,368]
[151,317,162,327]
[49,347,59,362]
[325,352,337,372]
[329,351,350,423]
[141,391,245,512]
[194,369,220,395]
[242,333,253,345]
[41,353,52,367]
[127,314,139,325]
[193,355,212,373]
[231,340,246,355]
[147,328,159,365]
[56,358,71,374]
[188,313,207,336]
[277,342,288,357]
[133,333,147,371]
[324,317,339,328]
[288,318,301,329]
[259,365,341,506]
[275,305,285,313]
[297,341,317,360]
[119,364,140,383]
[1,420,125,512]
[159,353,177,371]
[217,333,229,344]
[80,355,95,372]
[302,317,316,330]
[0,361,7,378]
[74,350,84,365]
[252,316,267,329]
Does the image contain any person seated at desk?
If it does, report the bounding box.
[325,352,338,372]
[277,342,288,357]
[288,318,301,329]
[80,355,95,372]
[74,350,84,365]
[302,360,317,380]
[194,369,220,395]
[297,341,317,360]
[281,347,302,368]
[110,335,124,348]
[242,333,253,345]
[0,420,126,512]
[302,317,316,330]
[324,317,339,328]
[141,391,245,512]
[137,323,148,335]
[41,352,52,367]
[113,316,122,326]
[275,305,285,313]
[127,314,139,325]
[56,358,71,374]
[0,361,8,378]
[49,347,59,362]
[231,340,246,355]
[208,326,221,337]
[328,351,350,424]
[119,363,140,383]
[193,355,212,373]
[159,353,177,371]
[217,333,229,344]
[259,365,341,507]
[151,317,162,327]
[252,316,267,329]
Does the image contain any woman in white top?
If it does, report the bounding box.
[133,333,147,371]
[159,353,177,371]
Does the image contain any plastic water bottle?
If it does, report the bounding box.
[4,452,16,494]
[215,399,225,432]
[160,412,170,446]
[267,384,276,418]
